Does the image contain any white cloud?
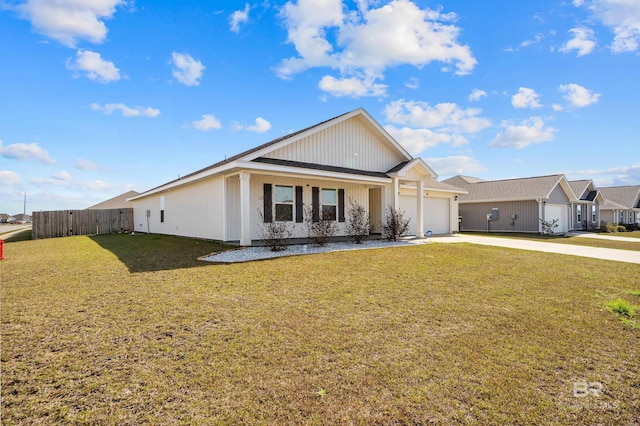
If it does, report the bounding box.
[567,163,640,186]
[385,99,492,134]
[511,87,542,109]
[383,99,491,155]
[405,77,419,89]
[468,89,487,102]
[384,126,457,155]
[426,156,487,177]
[576,0,640,52]
[489,117,556,149]
[0,140,56,164]
[560,27,596,56]
[52,170,72,181]
[277,0,476,97]
[552,104,564,111]
[0,171,21,186]
[191,114,222,131]
[318,75,387,97]
[66,50,120,83]
[246,117,272,133]
[171,52,205,86]
[91,103,160,117]
[75,158,100,171]
[14,0,124,47]
[558,83,601,107]
[230,3,251,33]
[520,33,544,47]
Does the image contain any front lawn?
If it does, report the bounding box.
[1,235,639,424]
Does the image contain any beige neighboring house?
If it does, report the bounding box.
[87,190,140,210]
[568,180,604,230]
[128,108,466,245]
[599,185,640,226]
[443,174,578,234]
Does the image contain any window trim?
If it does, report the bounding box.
[274,185,294,222]
[321,188,338,221]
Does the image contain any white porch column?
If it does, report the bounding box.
[416,180,424,238]
[239,172,251,246]
[392,177,399,210]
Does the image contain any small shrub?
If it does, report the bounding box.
[257,208,294,252]
[346,197,371,244]
[539,218,559,235]
[382,207,410,241]
[615,225,626,233]
[304,205,337,246]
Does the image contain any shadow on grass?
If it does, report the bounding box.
[89,233,234,273]
[3,229,33,243]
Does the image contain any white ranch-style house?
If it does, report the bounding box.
[128,108,466,245]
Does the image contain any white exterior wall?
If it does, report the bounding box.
[263,117,406,173]
[227,173,372,241]
[131,177,225,240]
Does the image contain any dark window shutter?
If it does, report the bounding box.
[295,186,303,223]
[312,187,320,222]
[338,188,345,222]
[263,184,272,223]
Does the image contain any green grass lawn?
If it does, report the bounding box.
[2,234,639,424]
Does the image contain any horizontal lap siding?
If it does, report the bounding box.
[262,118,404,173]
[458,201,539,232]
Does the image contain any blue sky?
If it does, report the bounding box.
[1,0,639,215]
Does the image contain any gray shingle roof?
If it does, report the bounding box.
[599,185,640,210]
[443,174,569,202]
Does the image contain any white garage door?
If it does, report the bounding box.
[545,204,568,233]
[399,196,451,236]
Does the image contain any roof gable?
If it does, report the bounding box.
[387,158,438,180]
[257,109,410,173]
[448,174,577,203]
[599,185,640,209]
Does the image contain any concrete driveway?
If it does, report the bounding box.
[432,233,640,264]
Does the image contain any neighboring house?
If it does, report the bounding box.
[87,190,140,210]
[568,180,603,230]
[128,108,466,245]
[0,213,15,223]
[443,174,578,234]
[12,213,32,222]
[599,185,640,225]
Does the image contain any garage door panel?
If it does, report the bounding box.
[545,204,567,233]
[399,195,450,236]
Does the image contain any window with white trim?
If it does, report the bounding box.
[591,205,596,222]
[321,188,337,221]
[275,185,294,222]
[576,205,582,223]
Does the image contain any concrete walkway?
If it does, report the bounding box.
[565,231,640,243]
[430,234,640,264]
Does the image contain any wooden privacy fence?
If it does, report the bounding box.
[32,208,134,239]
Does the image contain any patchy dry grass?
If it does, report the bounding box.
[2,234,639,424]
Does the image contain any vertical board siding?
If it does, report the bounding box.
[249,174,370,240]
[368,188,382,233]
[33,209,133,239]
[263,117,405,172]
[458,201,539,232]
